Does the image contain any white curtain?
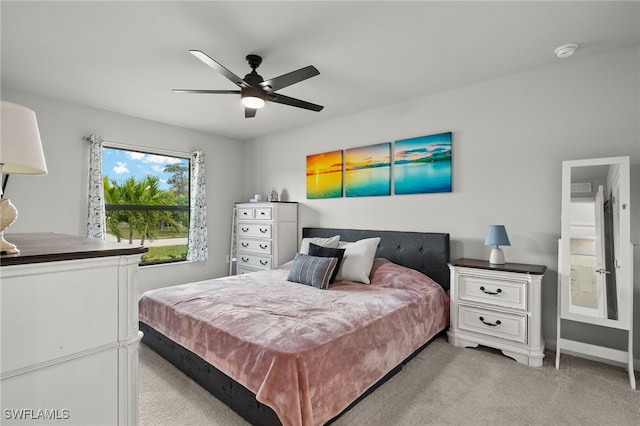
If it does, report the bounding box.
[187,150,208,261]
[86,134,105,240]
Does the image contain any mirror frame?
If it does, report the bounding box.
[559,156,632,330]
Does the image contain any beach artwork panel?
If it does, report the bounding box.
[306,150,344,199]
[394,132,452,194]
[345,143,391,197]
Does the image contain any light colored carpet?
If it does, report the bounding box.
[139,336,640,425]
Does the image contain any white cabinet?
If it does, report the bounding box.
[233,202,297,275]
[1,233,146,425]
[447,258,546,367]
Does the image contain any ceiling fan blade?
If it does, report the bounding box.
[172,89,241,94]
[261,66,319,92]
[245,108,257,118]
[189,50,250,88]
[267,93,324,112]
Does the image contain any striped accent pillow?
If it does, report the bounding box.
[287,253,338,290]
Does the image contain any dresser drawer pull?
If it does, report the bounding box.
[259,244,268,249]
[479,286,502,295]
[259,211,267,216]
[241,242,249,248]
[241,227,249,232]
[241,257,250,263]
[478,316,502,327]
[260,228,268,233]
[260,260,268,266]
[242,211,250,216]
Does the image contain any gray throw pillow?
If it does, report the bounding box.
[287,253,338,290]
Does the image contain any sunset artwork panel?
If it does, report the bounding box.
[306,150,344,199]
[394,132,452,194]
[345,143,391,197]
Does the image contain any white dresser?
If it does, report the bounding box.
[233,202,298,275]
[1,233,146,425]
[447,258,546,367]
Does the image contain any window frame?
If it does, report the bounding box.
[101,144,191,266]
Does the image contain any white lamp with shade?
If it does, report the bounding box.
[484,225,511,265]
[0,101,48,254]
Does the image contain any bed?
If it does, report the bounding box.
[139,227,450,425]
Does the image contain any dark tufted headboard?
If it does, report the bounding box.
[302,228,450,291]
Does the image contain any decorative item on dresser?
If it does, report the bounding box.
[0,101,48,254]
[484,225,511,265]
[0,233,146,425]
[447,258,546,367]
[231,201,298,275]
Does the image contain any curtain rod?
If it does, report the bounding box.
[82,135,192,159]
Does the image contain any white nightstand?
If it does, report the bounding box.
[447,258,547,367]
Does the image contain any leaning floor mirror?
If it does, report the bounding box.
[556,156,635,389]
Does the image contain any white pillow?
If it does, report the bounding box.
[335,237,381,284]
[299,235,340,255]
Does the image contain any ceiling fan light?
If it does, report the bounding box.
[241,87,266,109]
[242,96,265,109]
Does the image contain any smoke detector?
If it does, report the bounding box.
[555,44,578,58]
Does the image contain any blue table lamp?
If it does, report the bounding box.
[485,225,510,264]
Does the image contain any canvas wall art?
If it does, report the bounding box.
[306,150,343,199]
[394,132,452,194]
[345,142,391,197]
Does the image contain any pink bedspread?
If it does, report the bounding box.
[139,258,449,426]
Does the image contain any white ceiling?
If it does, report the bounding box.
[2,1,639,141]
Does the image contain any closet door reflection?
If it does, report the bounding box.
[569,185,616,319]
[561,157,630,327]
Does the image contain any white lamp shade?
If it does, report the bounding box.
[1,101,48,174]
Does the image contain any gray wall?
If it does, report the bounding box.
[0,88,244,293]
[243,46,640,354]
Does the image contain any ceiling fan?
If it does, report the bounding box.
[173,50,324,118]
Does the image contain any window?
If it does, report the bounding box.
[102,146,190,265]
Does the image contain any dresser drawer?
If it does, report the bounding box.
[237,265,261,275]
[237,206,273,220]
[458,305,527,344]
[237,207,255,219]
[254,207,273,220]
[238,254,272,269]
[238,238,272,255]
[458,274,527,310]
[238,223,272,238]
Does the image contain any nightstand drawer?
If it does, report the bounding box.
[238,254,271,269]
[238,239,272,255]
[458,305,527,344]
[238,223,272,238]
[458,274,527,310]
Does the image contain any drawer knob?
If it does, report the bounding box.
[241,227,249,232]
[241,243,249,247]
[478,316,502,327]
[260,244,268,249]
[260,260,268,265]
[479,286,502,296]
[241,257,249,263]
[260,228,268,233]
